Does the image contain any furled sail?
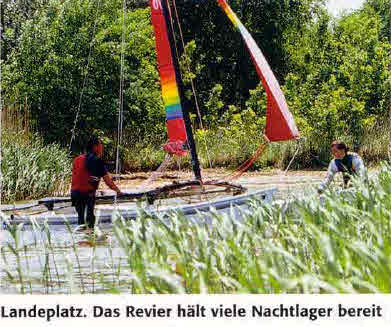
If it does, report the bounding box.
[150,0,188,156]
[217,0,300,142]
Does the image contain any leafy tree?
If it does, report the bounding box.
[0,0,50,59]
[364,0,389,41]
[283,5,389,152]
[3,0,164,152]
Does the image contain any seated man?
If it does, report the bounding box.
[318,140,365,194]
[71,136,121,228]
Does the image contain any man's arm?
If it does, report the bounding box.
[103,173,121,195]
[318,161,338,193]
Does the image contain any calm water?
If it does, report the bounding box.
[0,222,130,294]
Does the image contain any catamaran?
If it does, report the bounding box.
[1,0,300,224]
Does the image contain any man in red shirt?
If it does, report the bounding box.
[71,137,121,228]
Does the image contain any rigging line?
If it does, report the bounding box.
[164,0,203,179]
[0,10,2,211]
[115,0,126,181]
[68,0,102,151]
[283,140,302,175]
[278,139,302,196]
[225,142,269,181]
[171,0,203,130]
[114,0,126,207]
[132,1,188,196]
[166,0,181,67]
[138,154,172,189]
[171,0,213,168]
[221,134,271,181]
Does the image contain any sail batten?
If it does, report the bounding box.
[217,0,300,142]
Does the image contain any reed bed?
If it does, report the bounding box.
[1,131,71,203]
[1,105,71,202]
[111,167,391,293]
[1,164,391,294]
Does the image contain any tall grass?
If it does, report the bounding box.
[109,166,390,293]
[1,106,71,203]
[1,164,391,294]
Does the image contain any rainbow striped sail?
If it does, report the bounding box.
[217,0,299,142]
[150,0,187,156]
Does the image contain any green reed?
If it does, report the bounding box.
[1,131,71,203]
[1,164,391,294]
[111,165,391,293]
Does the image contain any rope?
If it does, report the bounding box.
[224,141,269,181]
[138,154,173,189]
[171,0,203,130]
[278,140,302,196]
[113,1,178,196]
[166,0,180,57]
[68,0,102,150]
[115,0,126,179]
[225,139,301,184]
[113,0,127,206]
[171,0,213,168]
[0,15,3,211]
[283,140,301,174]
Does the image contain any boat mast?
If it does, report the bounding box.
[161,0,202,182]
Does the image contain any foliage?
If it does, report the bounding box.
[1,131,71,202]
[2,0,326,145]
[283,5,389,152]
[0,0,51,59]
[364,0,390,41]
[3,0,164,152]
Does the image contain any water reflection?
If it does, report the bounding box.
[0,223,129,294]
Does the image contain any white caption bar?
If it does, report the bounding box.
[0,295,390,327]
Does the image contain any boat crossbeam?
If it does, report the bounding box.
[36,180,247,210]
